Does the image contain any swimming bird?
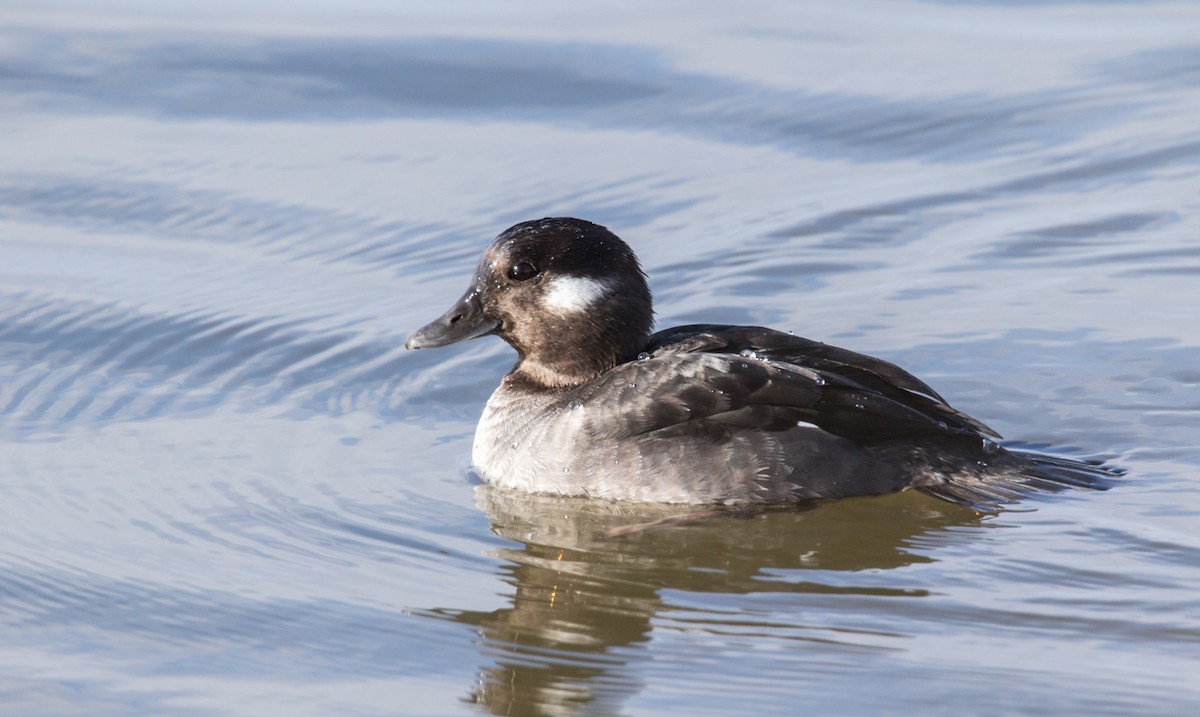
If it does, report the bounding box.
[406,217,1112,507]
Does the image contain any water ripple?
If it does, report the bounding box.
[0,173,468,273]
[0,290,486,434]
[0,28,1165,162]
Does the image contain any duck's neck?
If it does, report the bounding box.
[509,340,641,389]
[502,282,653,389]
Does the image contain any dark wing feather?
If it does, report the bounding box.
[645,324,947,401]
[623,324,1000,443]
[575,348,994,446]
[573,354,821,438]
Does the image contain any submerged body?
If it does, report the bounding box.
[407,218,1112,508]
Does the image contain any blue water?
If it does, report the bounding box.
[2,1,1200,715]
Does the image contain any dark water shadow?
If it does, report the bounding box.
[0,29,1138,162]
[431,486,985,717]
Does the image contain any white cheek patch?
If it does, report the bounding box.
[544,275,611,314]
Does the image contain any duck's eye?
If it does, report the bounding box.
[508,261,538,281]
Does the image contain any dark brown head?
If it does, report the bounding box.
[406,218,654,387]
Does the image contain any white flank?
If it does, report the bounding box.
[544,275,610,313]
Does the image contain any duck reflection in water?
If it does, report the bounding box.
[436,485,987,716]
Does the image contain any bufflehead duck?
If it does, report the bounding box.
[406,218,1112,507]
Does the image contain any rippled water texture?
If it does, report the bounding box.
[3,1,1200,715]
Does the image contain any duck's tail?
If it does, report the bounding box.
[915,446,1120,510]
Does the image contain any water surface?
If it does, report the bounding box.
[2,1,1200,715]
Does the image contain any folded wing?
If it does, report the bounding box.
[577,325,1000,444]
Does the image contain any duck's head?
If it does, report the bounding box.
[406,218,654,388]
